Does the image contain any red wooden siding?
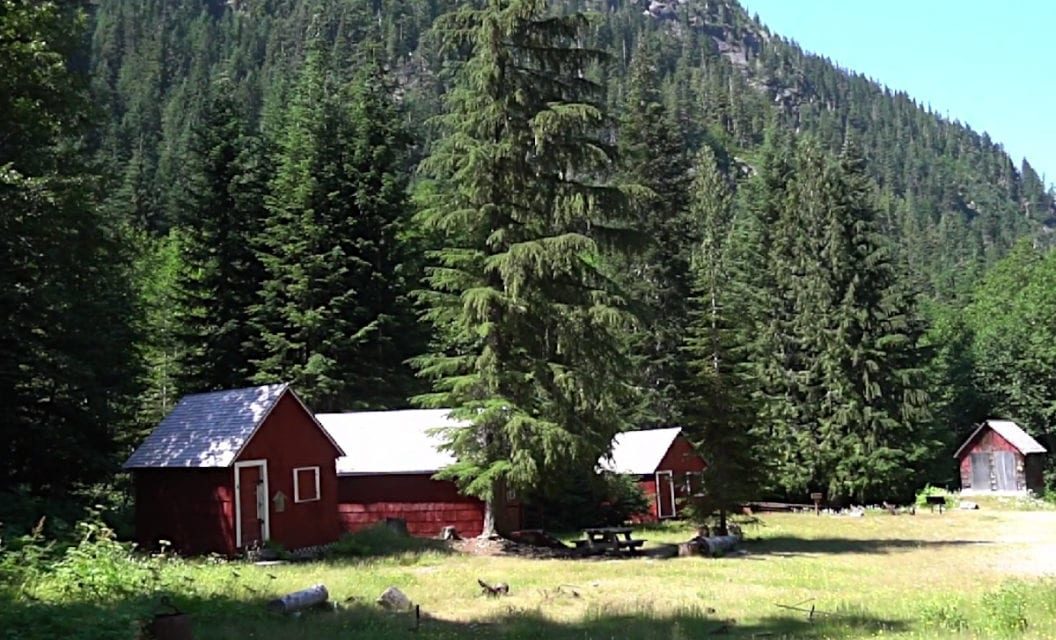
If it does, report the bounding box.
[632,434,709,521]
[133,468,235,555]
[338,474,486,536]
[957,428,1042,492]
[237,393,341,550]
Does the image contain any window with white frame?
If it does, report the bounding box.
[684,471,704,496]
[293,466,320,503]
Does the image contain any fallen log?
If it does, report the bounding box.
[699,535,741,556]
[267,584,329,613]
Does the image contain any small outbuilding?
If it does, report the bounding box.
[124,384,344,555]
[599,427,709,521]
[317,409,523,537]
[954,419,1047,495]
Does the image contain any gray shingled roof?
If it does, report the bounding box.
[124,383,289,469]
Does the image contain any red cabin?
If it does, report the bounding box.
[601,427,709,520]
[318,410,521,537]
[955,419,1047,495]
[124,384,344,555]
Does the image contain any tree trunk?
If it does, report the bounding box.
[479,477,507,538]
[480,496,497,538]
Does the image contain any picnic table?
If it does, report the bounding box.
[574,527,646,556]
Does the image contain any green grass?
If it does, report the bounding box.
[4,511,1056,639]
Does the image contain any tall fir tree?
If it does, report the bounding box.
[745,138,931,502]
[679,145,760,532]
[618,35,694,427]
[251,42,412,411]
[414,0,633,536]
[172,79,269,394]
[1,0,140,492]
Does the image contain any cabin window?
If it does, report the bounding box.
[293,466,320,503]
[684,471,704,496]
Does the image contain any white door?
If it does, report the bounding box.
[656,470,676,518]
[234,460,270,547]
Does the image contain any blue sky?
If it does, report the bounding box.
[741,0,1055,188]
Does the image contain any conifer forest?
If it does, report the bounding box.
[5,0,1056,526]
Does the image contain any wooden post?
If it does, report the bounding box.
[810,492,823,516]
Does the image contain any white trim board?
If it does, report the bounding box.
[234,459,270,548]
[293,466,321,503]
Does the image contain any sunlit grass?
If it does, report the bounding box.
[6,510,1056,639]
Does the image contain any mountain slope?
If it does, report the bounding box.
[88,0,1055,299]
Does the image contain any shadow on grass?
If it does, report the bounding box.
[751,536,990,557]
[0,590,911,640]
[322,524,455,561]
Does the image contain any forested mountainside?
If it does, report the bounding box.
[91,0,1055,292]
[5,0,1056,526]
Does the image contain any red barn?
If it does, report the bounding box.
[955,419,1047,495]
[317,410,521,537]
[601,427,708,520]
[124,384,344,555]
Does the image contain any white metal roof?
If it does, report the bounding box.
[954,419,1047,458]
[598,426,683,475]
[317,411,687,477]
[316,409,468,475]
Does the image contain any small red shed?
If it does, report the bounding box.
[954,419,1047,494]
[599,427,708,521]
[124,384,344,555]
[317,410,522,537]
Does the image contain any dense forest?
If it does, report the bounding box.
[4,0,1056,533]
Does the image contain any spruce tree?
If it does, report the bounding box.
[251,43,412,411]
[172,79,269,394]
[414,0,632,536]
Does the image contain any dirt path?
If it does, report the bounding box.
[991,511,1056,577]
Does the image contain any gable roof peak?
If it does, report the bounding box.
[124,382,293,469]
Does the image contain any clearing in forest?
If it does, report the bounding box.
[7,508,1056,639]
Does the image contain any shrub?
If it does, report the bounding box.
[914,484,956,508]
[920,600,970,632]
[325,523,447,558]
[528,472,650,531]
[981,583,1030,634]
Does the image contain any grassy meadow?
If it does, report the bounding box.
[4,508,1056,639]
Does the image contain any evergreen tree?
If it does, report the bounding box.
[1,0,140,492]
[747,139,931,502]
[172,80,269,394]
[618,35,694,427]
[680,145,760,532]
[414,0,633,536]
[251,43,412,411]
